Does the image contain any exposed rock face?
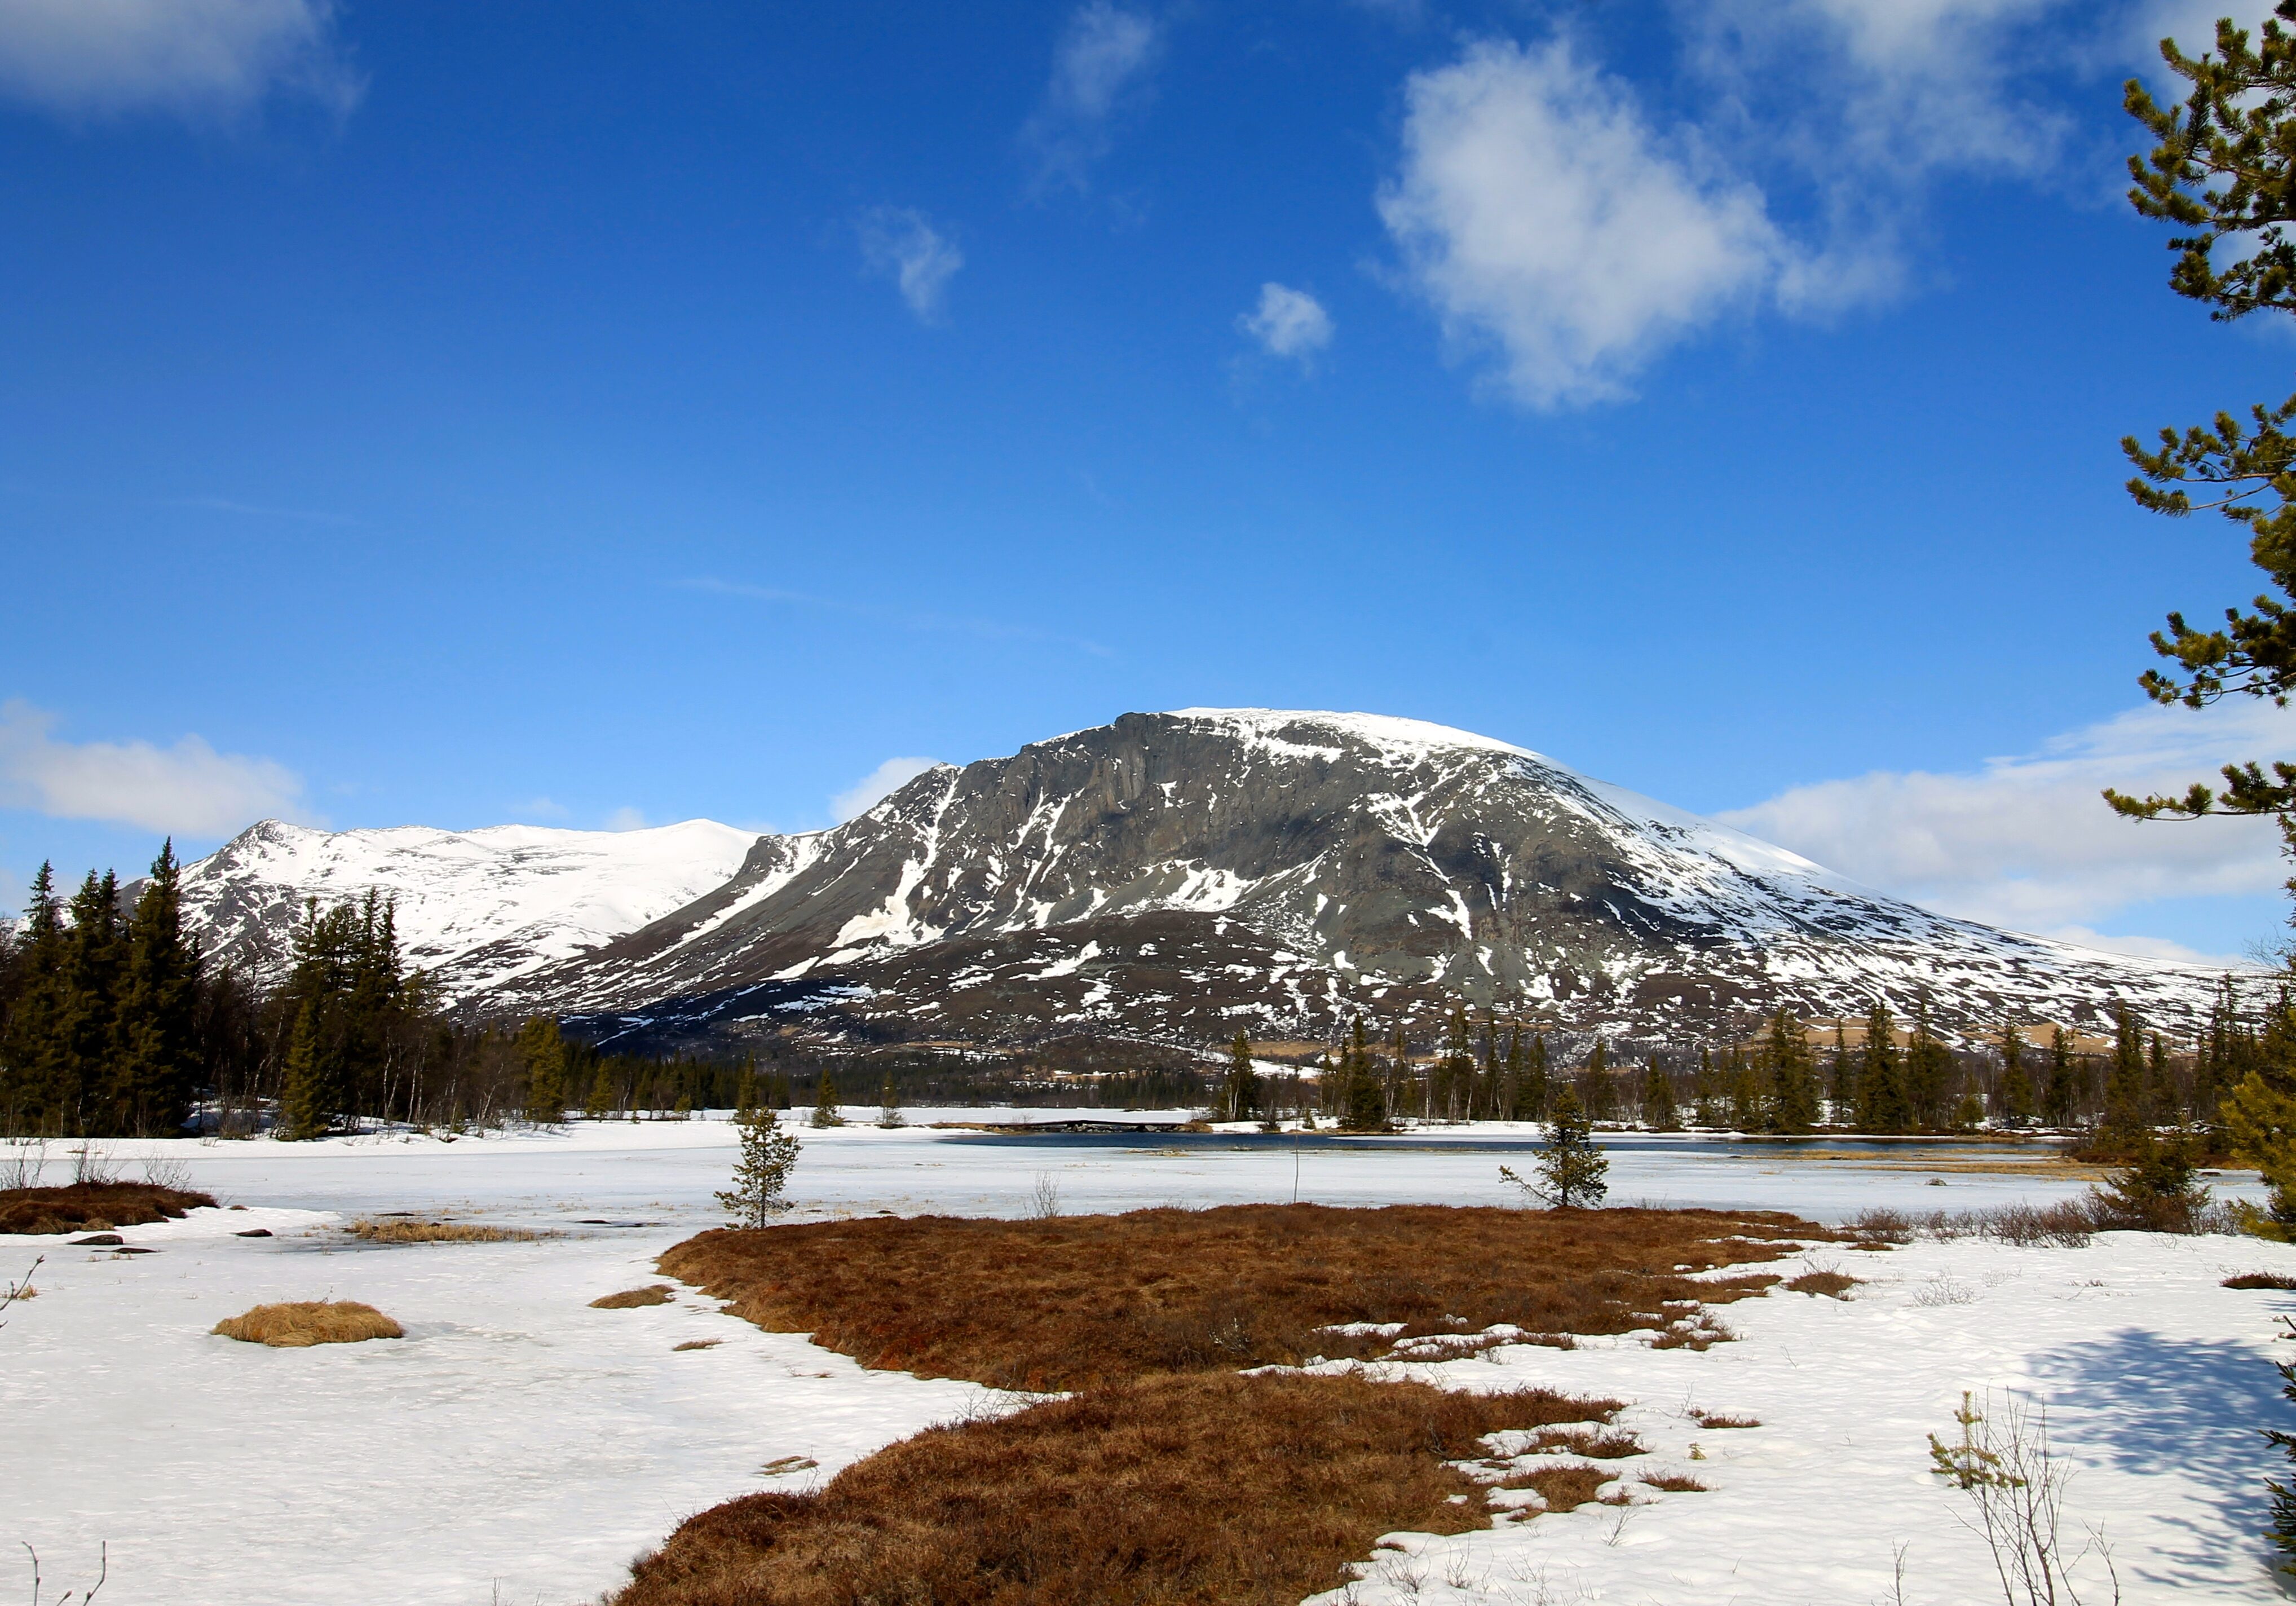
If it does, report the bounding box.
[175,819,761,1001]
[496,711,2224,1050]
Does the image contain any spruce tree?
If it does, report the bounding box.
[583,1066,613,1120]
[1905,1004,1955,1130]
[1997,1021,2036,1123]
[56,869,125,1134]
[519,1015,567,1124]
[1767,1010,1818,1134]
[1693,1045,1720,1127]
[1859,1001,1910,1132]
[1641,1055,1678,1131]
[2045,1025,2079,1127]
[877,1073,906,1128]
[1728,1045,1765,1132]
[1,863,68,1132]
[110,841,200,1136]
[2103,1002,2150,1145]
[1502,1023,1523,1121]
[1828,1021,1856,1124]
[1343,1016,1384,1131]
[1580,1038,1614,1123]
[1502,1086,1608,1208]
[1226,1030,1260,1122]
[1525,1031,1551,1121]
[811,1069,844,1128]
[279,998,330,1140]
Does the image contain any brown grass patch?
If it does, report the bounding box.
[1641,1472,1708,1493]
[660,1203,1812,1391]
[1692,1411,1760,1429]
[1786,1270,1861,1299]
[593,1284,675,1309]
[0,1181,215,1236]
[212,1300,403,1347]
[674,1338,723,1351]
[2225,1272,2296,1291]
[348,1218,537,1243]
[614,1372,1619,1606]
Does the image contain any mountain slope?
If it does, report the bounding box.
[500,710,2225,1049]
[178,819,761,1001]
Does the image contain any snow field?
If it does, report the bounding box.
[1,1117,2285,1604]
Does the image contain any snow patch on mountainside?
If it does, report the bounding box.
[179,818,760,999]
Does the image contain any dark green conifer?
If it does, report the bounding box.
[1641,1055,1677,1131]
[1501,1086,1607,1208]
[1859,1001,1910,1132]
[1997,1022,2036,1123]
[1767,1010,1818,1134]
[2045,1025,2079,1127]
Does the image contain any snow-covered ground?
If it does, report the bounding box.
[2,1118,2288,1604]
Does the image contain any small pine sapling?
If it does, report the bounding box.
[717,1106,801,1226]
[2090,1132,2210,1232]
[1500,1087,1608,1209]
[877,1074,905,1129]
[811,1070,845,1128]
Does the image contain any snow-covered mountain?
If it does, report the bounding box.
[176,819,761,1001]
[484,709,2228,1050]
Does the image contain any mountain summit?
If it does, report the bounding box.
[460,709,2223,1049]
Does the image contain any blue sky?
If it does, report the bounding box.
[3,0,2293,963]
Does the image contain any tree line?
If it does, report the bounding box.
[1221,990,2260,1145]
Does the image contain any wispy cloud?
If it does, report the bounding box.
[679,578,1114,659]
[1238,284,1333,366]
[1023,1,1163,194]
[832,757,946,823]
[1379,38,1786,409]
[0,698,308,837]
[858,207,965,323]
[604,805,648,832]
[1716,700,2295,949]
[0,0,362,121]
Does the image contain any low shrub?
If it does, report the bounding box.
[2226,1272,2296,1291]
[1692,1411,1760,1429]
[213,1300,403,1347]
[0,1181,216,1236]
[661,1202,1811,1391]
[1786,1270,1861,1299]
[614,1373,1621,1606]
[593,1285,675,1309]
[348,1219,537,1243]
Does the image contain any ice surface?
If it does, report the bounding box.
[2,1122,2285,1604]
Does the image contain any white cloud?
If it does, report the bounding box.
[1377,38,1787,408]
[510,796,571,821]
[1716,700,2296,937]
[604,806,648,832]
[1023,1,1162,193]
[858,208,965,323]
[1238,283,1334,363]
[832,757,943,823]
[0,699,306,837]
[0,0,360,120]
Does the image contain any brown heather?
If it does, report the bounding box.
[614,1373,1623,1606]
[212,1300,403,1347]
[350,1218,538,1243]
[0,1180,216,1236]
[660,1202,1814,1392]
[593,1284,677,1309]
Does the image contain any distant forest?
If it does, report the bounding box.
[0,842,2265,1143]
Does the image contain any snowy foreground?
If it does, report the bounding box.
[3,1115,2291,1604]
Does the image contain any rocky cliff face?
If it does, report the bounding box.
[491,710,2223,1051]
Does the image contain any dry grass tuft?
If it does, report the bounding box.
[1,1180,215,1236]
[1786,1269,1861,1299]
[1641,1472,1708,1493]
[661,1203,1812,1392]
[212,1300,403,1347]
[2226,1272,2296,1291]
[673,1338,722,1351]
[614,1373,1618,1606]
[348,1218,537,1243]
[1692,1410,1760,1429]
[593,1284,675,1309]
